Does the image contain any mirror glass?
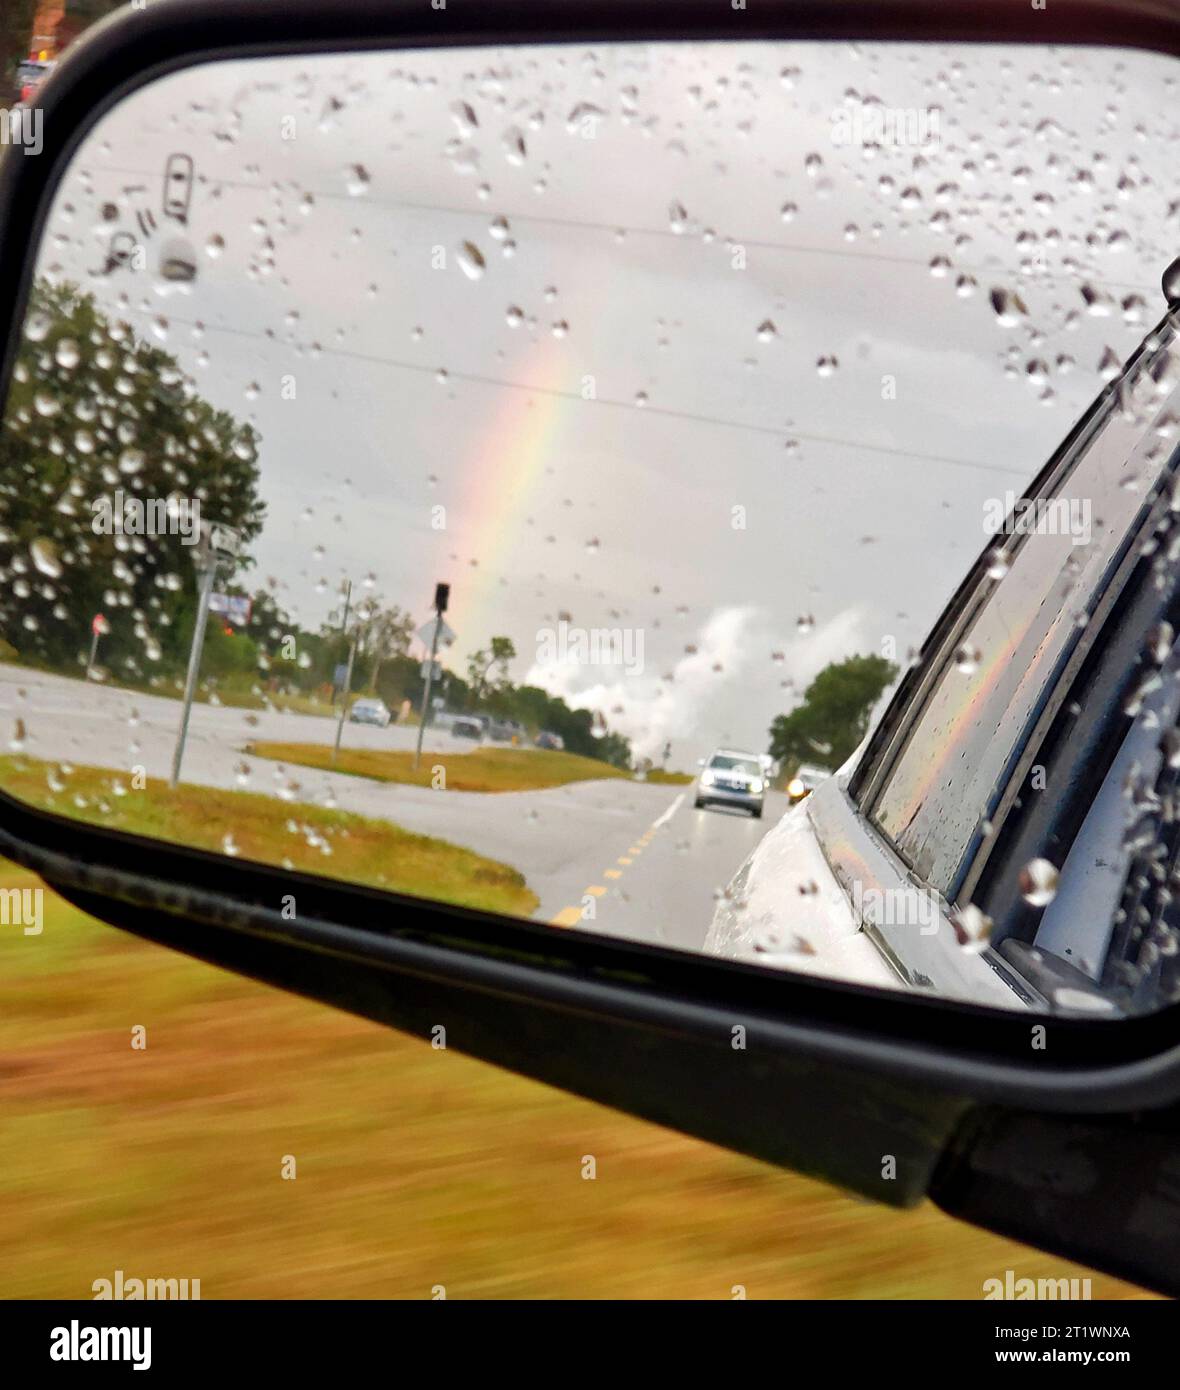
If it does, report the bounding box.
[4,39,1180,1017]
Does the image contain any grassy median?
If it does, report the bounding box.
[247,742,640,793]
[0,755,537,919]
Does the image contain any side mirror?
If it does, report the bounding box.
[3,0,1180,1307]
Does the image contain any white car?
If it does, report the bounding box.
[16,58,57,105]
[786,762,830,804]
[347,697,391,727]
[695,749,767,818]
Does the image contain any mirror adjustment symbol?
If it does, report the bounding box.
[100,229,138,276]
[163,152,195,225]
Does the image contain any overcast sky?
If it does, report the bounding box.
[34,38,1180,760]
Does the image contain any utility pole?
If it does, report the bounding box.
[413,582,450,771]
[170,521,240,788]
[331,580,356,770]
[170,556,217,788]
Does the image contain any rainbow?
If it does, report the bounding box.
[430,338,573,666]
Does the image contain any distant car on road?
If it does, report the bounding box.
[535,730,565,751]
[786,762,830,805]
[695,749,767,818]
[487,717,526,743]
[15,58,56,105]
[348,697,391,728]
[451,717,485,741]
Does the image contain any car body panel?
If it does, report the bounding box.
[705,797,901,990]
[708,775,1037,1010]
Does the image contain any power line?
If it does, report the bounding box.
[97,164,1163,295]
[120,304,1034,479]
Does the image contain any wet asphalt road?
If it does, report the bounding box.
[0,665,786,949]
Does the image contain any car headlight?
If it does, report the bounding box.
[749,779,764,795]
[787,777,805,798]
[700,770,715,786]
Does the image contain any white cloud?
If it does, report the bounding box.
[524,603,870,761]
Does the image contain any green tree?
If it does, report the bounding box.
[594,730,633,770]
[0,280,266,681]
[0,0,37,96]
[768,654,898,772]
[355,599,414,689]
[376,652,430,710]
[466,636,516,702]
[67,0,130,24]
[200,621,258,680]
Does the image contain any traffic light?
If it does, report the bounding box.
[434,582,450,614]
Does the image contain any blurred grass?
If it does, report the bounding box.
[249,741,637,793]
[0,755,537,919]
[0,860,1154,1299]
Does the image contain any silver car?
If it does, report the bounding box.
[695,750,766,818]
[347,698,391,728]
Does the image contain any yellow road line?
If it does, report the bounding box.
[585,885,606,897]
[550,905,584,928]
[617,856,632,866]
[604,869,622,880]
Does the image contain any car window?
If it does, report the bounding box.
[710,756,761,775]
[865,325,1180,894]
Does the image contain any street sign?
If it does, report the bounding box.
[209,593,252,626]
[208,523,241,557]
[91,613,110,636]
[419,660,444,681]
[192,520,241,571]
[333,663,349,690]
[416,617,456,650]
